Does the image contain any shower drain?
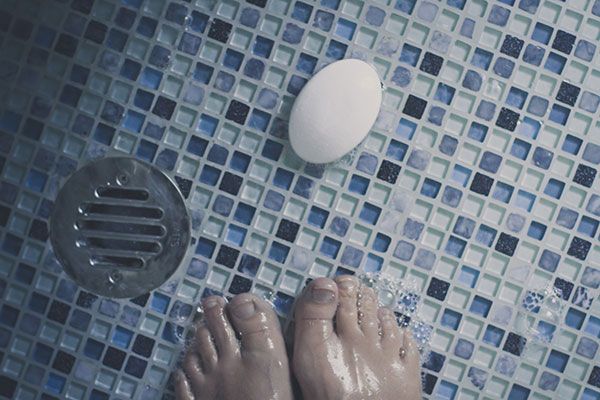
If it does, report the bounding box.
[50,157,191,298]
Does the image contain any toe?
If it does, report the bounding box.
[194,322,218,372]
[227,293,287,355]
[202,296,239,357]
[334,275,361,337]
[174,370,194,400]
[378,307,401,349]
[294,277,338,344]
[358,285,379,338]
[182,352,204,394]
[402,329,420,366]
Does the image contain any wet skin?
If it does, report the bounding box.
[175,294,293,400]
[292,276,422,400]
[176,276,422,400]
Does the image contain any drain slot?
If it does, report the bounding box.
[80,203,163,219]
[90,255,145,269]
[96,186,150,201]
[76,220,165,236]
[82,237,161,253]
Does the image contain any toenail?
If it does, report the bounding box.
[310,286,336,303]
[337,278,357,291]
[231,300,256,319]
[203,297,221,309]
[311,288,336,303]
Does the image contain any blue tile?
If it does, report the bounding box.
[522,44,544,66]
[329,216,350,237]
[527,95,549,116]
[467,122,488,142]
[320,236,341,259]
[239,7,260,28]
[484,325,505,347]
[395,0,416,14]
[454,216,476,239]
[442,186,462,207]
[283,22,304,44]
[308,206,329,228]
[244,58,265,80]
[421,178,441,198]
[269,242,290,263]
[445,236,466,258]
[471,47,493,70]
[190,11,209,32]
[527,221,546,240]
[296,53,317,74]
[459,265,479,287]
[359,203,381,225]
[391,66,412,87]
[341,246,364,267]
[386,139,409,161]
[460,17,475,37]
[544,178,564,199]
[335,18,356,39]
[580,91,600,113]
[493,57,514,78]
[454,338,474,359]
[373,233,391,252]
[545,52,567,74]
[441,309,462,330]
[291,1,313,22]
[475,100,496,121]
[434,83,455,105]
[349,174,369,194]
[575,39,596,61]
[532,21,553,43]
[511,138,531,160]
[488,5,510,26]
[393,240,415,261]
[365,6,386,26]
[414,248,436,270]
[462,70,482,91]
[476,225,497,247]
[326,39,347,60]
[480,151,502,173]
[532,147,553,169]
[578,216,599,238]
[313,10,334,31]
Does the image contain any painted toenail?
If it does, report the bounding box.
[203,297,221,309]
[231,300,256,319]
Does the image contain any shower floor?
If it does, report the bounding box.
[0,0,599,399]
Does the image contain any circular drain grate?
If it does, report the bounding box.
[50,157,191,298]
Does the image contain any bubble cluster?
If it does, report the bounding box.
[358,272,432,363]
[517,284,566,347]
[521,285,565,323]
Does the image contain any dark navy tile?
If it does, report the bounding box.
[552,30,576,54]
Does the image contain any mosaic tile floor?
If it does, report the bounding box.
[0,0,599,398]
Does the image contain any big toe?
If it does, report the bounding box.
[227,293,287,356]
[294,277,339,344]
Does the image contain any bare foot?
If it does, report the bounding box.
[175,294,293,400]
[292,276,422,400]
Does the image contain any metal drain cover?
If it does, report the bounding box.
[50,157,191,298]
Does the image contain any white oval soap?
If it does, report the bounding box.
[289,59,382,164]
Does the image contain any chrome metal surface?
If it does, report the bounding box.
[50,157,191,298]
